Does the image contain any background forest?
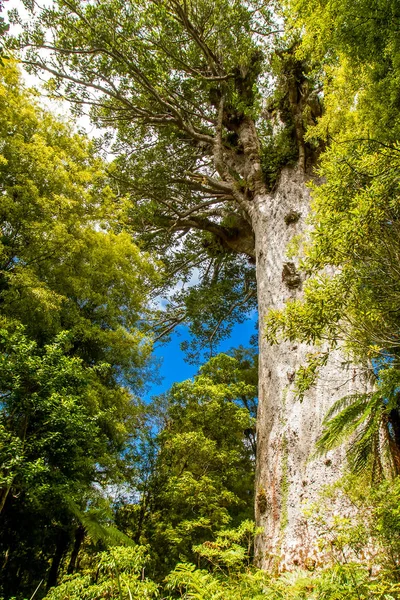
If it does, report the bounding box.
[1,0,400,598]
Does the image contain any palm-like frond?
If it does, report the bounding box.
[68,499,134,547]
[347,404,385,477]
[315,391,396,479]
[315,393,373,455]
[323,393,369,422]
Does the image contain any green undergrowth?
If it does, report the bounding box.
[18,476,400,600]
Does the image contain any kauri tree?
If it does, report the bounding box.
[8,0,374,567]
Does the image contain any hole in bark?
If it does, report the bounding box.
[284,210,301,225]
[257,487,270,515]
[282,262,302,289]
[287,370,295,383]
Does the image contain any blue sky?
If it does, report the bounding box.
[146,315,258,398]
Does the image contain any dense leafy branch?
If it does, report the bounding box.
[8,0,305,350]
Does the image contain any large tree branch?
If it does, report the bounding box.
[179,199,225,219]
[146,36,233,82]
[213,97,250,210]
[154,197,225,220]
[237,117,266,196]
[22,55,215,143]
[153,213,255,259]
[153,313,187,343]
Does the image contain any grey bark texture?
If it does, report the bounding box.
[250,168,368,570]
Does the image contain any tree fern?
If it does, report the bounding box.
[316,367,400,478]
[68,498,135,547]
[165,564,226,600]
[315,393,375,453]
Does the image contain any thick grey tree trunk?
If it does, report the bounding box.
[250,168,367,570]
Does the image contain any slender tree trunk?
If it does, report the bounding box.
[0,485,11,514]
[67,525,85,575]
[250,168,369,570]
[46,529,70,590]
[134,491,149,545]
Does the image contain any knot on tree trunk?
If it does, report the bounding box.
[282,261,302,289]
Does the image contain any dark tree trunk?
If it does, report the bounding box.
[46,529,70,590]
[0,486,11,515]
[67,525,85,575]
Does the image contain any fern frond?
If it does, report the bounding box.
[348,420,381,476]
[317,387,393,479]
[68,500,134,547]
[323,393,372,423]
[315,395,372,455]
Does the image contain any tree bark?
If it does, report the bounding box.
[46,529,70,590]
[67,525,85,575]
[0,485,11,515]
[250,168,369,570]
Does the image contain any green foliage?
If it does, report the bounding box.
[5,2,400,598]
[259,46,323,185]
[0,60,157,365]
[42,523,264,600]
[162,478,400,598]
[116,351,257,576]
[289,0,400,143]
[314,366,400,479]
[165,521,267,600]
[0,0,8,56]
[0,61,158,599]
[9,473,400,600]
[293,352,329,402]
[303,475,400,597]
[7,0,286,356]
[192,520,260,572]
[45,546,159,600]
[0,325,114,502]
[164,490,400,599]
[169,266,257,362]
[260,122,298,190]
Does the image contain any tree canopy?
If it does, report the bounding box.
[0,60,158,597]
[116,350,257,576]
[8,0,312,353]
